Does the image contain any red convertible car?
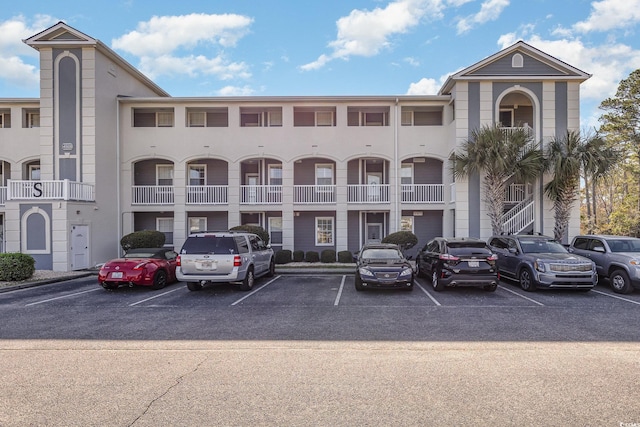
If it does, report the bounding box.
[98,248,178,290]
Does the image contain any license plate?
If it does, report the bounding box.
[111,272,123,279]
[196,261,215,270]
[468,261,479,268]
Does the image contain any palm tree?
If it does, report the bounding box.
[452,124,544,235]
[544,130,619,241]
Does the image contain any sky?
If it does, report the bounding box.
[1,0,640,129]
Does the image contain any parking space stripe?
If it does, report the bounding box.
[415,281,441,306]
[230,275,281,306]
[24,287,102,306]
[129,287,184,306]
[334,275,346,306]
[498,285,545,306]
[592,289,640,305]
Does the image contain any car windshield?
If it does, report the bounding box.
[361,248,402,260]
[606,239,640,252]
[519,239,567,254]
[449,247,492,256]
[180,236,237,254]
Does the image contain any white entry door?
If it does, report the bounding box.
[70,225,89,270]
[367,223,382,243]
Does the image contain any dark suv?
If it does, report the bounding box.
[488,234,596,292]
[176,231,274,291]
[415,238,499,291]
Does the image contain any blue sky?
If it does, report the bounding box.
[1,0,640,128]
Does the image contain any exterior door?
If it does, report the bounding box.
[246,174,259,203]
[367,173,382,201]
[367,223,382,243]
[70,225,89,270]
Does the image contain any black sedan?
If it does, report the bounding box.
[355,243,414,291]
[415,237,499,291]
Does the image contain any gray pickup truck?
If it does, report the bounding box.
[568,235,640,294]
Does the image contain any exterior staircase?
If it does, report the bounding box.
[501,194,534,235]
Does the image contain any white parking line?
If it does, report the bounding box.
[334,275,346,306]
[592,289,640,305]
[129,287,184,306]
[415,281,441,306]
[231,275,281,306]
[24,287,102,306]
[498,285,545,306]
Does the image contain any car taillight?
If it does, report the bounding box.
[176,255,181,266]
[234,255,242,267]
[439,253,459,261]
[133,262,148,270]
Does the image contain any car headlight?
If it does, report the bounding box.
[534,260,546,273]
[399,267,413,277]
[358,268,375,277]
[630,259,640,267]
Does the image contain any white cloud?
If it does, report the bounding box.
[112,13,253,81]
[573,0,640,33]
[404,57,420,66]
[217,85,255,96]
[406,71,455,95]
[456,0,510,34]
[300,0,445,71]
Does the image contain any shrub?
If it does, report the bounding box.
[0,253,35,281]
[381,230,419,253]
[305,251,320,263]
[293,250,305,262]
[120,230,165,251]
[275,249,292,264]
[321,249,336,263]
[230,224,270,244]
[338,250,353,263]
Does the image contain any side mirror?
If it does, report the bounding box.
[508,247,518,255]
[593,246,605,253]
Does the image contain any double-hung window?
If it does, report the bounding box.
[315,164,333,189]
[156,218,174,246]
[316,217,334,246]
[157,165,174,186]
[188,165,206,185]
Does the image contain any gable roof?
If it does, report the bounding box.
[23,22,169,97]
[439,41,591,95]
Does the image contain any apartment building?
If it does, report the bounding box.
[0,22,590,271]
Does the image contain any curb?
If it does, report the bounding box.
[0,272,96,293]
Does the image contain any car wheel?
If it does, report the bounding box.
[610,269,633,294]
[240,267,255,291]
[101,282,118,290]
[151,270,167,290]
[431,271,444,291]
[355,275,365,291]
[518,268,537,292]
[415,261,425,278]
[186,281,203,291]
[484,284,497,292]
[267,258,276,277]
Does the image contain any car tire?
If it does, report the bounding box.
[416,261,425,278]
[432,271,444,291]
[355,275,365,291]
[101,282,118,290]
[267,259,276,277]
[610,269,633,294]
[484,284,497,292]
[186,281,203,291]
[240,267,255,291]
[518,268,537,292]
[151,270,167,290]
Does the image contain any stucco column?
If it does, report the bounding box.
[335,160,348,253]
[282,160,295,252]
[227,161,241,228]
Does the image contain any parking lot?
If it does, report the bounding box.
[2,274,640,426]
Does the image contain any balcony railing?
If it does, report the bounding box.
[240,185,282,204]
[505,183,529,203]
[7,180,94,201]
[401,184,444,203]
[132,185,174,205]
[294,185,336,204]
[0,186,6,205]
[348,184,390,203]
[186,185,228,204]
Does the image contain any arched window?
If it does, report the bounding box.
[21,207,51,254]
[512,53,524,68]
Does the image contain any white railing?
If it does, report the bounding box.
[401,184,444,203]
[348,184,390,203]
[294,185,336,204]
[132,185,174,205]
[0,186,6,205]
[505,184,528,203]
[186,185,228,204]
[501,195,535,235]
[240,185,283,204]
[501,124,534,138]
[7,180,94,201]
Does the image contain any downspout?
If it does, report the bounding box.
[394,98,399,232]
[116,97,121,256]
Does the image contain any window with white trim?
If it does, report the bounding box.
[401,107,443,126]
[268,164,283,186]
[28,164,41,181]
[315,164,334,186]
[400,216,414,232]
[316,217,334,246]
[0,110,10,128]
[186,108,228,127]
[156,164,174,186]
[156,218,174,246]
[240,107,282,127]
[401,164,413,185]
[188,165,206,185]
[133,108,175,127]
[347,107,390,126]
[512,53,524,68]
[23,109,40,128]
[293,107,336,126]
[189,217,207,233]
[499,109,514,127]
[269,217,283,245]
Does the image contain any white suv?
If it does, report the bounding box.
[176,231,275,291]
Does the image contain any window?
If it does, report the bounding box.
[29,164,41,181]
[0,110,10,128]
[269,217,283,245]
[499,109,514,127]
[156,218,174,246]
[156,165,174,185]
[188,111,206,127]
[401,107,443,126]
[401,164,413,185]
[187,108,229,127]
[512,53,524,68]
[23,109,40,128]
[400,216,414,232]
[347,107,390,126]
[293,107,336,126]
[315,164,334,186]
[240,107,282,127]
[188,165,206,185]
[133,108,174,127]
[316,217,334,246]
[189,217,207,233]
[268,165,283,186]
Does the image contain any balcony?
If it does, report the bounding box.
[294,185,336,204]
[348,184,390,203]
[7,180,94,202]
[0,186,6,205]
[186,185,228,205]
[132,185,174,205]
[401,184,444,203]
[240,185,282,204]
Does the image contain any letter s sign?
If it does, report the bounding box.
[33,182,43,197]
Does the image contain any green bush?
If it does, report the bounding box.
[120,230,166,251]
[305,251,320,263]
[382,230,418,253]
[275,249,292,264]
[293,250,305,262]
[321,249,336,263]
[0,253,35,281]
[338,250,353,263]
[230,224,270,244]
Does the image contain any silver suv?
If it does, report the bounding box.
[176,231,275,291]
